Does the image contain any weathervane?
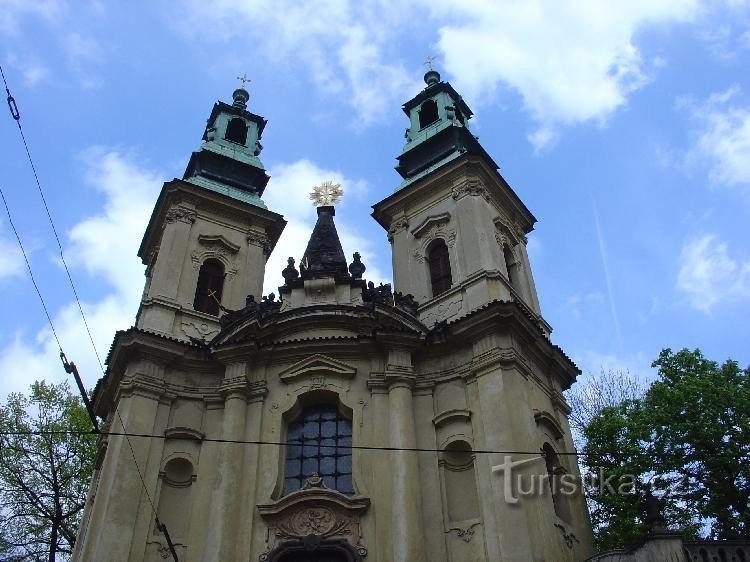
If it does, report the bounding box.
[309,180,344,206]
[424,56,436,70]
[236,73,251,88]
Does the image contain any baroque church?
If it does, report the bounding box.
[73,69,594,561]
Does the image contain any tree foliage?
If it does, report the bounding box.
[581,349,750,551]
[0,381,97,561]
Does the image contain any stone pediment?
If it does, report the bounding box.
[197,233,241,253]
[410,212,451,238]
[278,354,357,384]
[534,409,565,440]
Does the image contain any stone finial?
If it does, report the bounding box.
[282,257,300,285]
[348,252,366,279]
[232,88,249,109]
[424,69,441,87]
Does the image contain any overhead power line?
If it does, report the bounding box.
[2,63,179,562]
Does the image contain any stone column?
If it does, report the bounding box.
[202,362,248,560]
[387,362,426,562]
[235,383,267,561]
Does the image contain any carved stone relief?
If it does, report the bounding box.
[165,207,197,225]
[387,217,409,243]
[451,179,490,202]
[180,320,220,341]
[258,476,370,561]
[419,292,463,326]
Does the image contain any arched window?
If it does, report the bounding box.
[428,240,452,297]
[503,245,521,294]
[193,258,225,315]
[543,443,572,522]
[225,117,248,145]
[418,99,439,128]
[284,404,353,495]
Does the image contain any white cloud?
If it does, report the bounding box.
[179,1,705,146]
[263,159,387,295]
[0,227,24,282]
[684,87,750,193]
[0,0,64,35]
[676,233,750,312]
[430,0,699,150]
[0,153,390,398]
[0,149,160,398]
[572,349,654,381]
[180,0,417,127]
[563,291,605,320]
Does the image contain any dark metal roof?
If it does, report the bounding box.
[300,206,349,280]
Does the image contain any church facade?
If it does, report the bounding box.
[73,71,594,561]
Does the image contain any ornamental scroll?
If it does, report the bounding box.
[257,476,370,561]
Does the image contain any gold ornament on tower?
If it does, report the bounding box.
[309,180,343,206]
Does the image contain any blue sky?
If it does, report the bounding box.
[1,0,749,398]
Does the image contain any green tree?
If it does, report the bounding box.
[581,348,750,551]
[0,381,97,561]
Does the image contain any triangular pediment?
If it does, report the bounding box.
[278,354,357,384]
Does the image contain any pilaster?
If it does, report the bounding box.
[202,362,250,560]
[386,349,426,562]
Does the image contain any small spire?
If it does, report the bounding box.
[423,56,440,86]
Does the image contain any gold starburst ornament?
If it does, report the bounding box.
[309,180,344,206]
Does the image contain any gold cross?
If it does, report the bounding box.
[236,73,251,87]
[424,56,436,70]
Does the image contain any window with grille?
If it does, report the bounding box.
[284,404,353,495]
[428,240,452,297]
[193,258,225,315]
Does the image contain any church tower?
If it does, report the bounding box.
[136,86,286,342]
[373,69,543,329]
[74,77,593,562]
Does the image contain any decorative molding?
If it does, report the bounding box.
[387,216,409,243]
[278,354,357,385]
[164,426,205,441]
[433,408,472,428]
[190,234,240,276]
[451,179,490,201]
[445,521,481,543]
[258,476,370,561]
[413,224,457,264]
[410,212,451,239]
[247,231,271,254]
[197,233,240,253]
[533,410,565,440]
[165,207,196,224]
[180,320,220,340]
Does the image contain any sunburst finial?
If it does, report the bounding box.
[309,180,344,206]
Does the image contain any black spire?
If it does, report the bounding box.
[300,206,348,280]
